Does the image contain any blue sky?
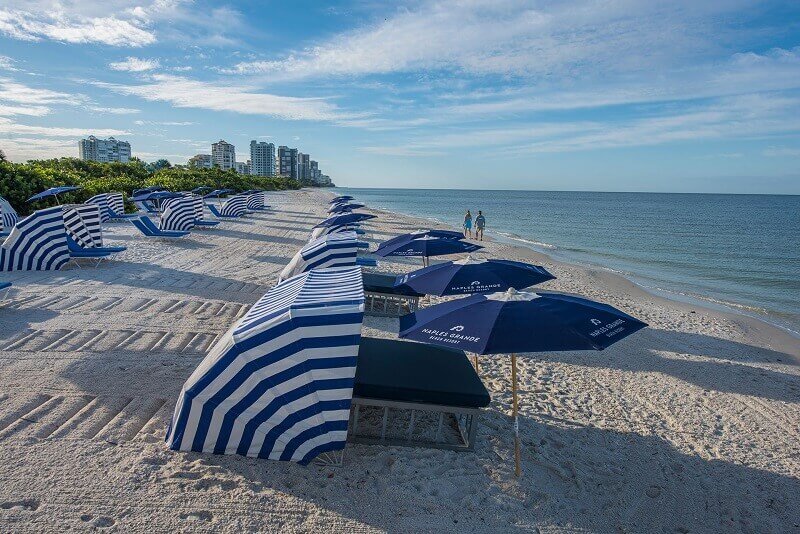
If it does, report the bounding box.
[1,0,799,193]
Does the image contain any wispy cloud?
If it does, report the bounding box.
[0,8,156,46]
[134,119,195,126]
[0,55,18,71]
[88,106,141,114]
[763,146,800,157]
[109,57,161,72]
[94,74,359,121]
[0,116,128,138]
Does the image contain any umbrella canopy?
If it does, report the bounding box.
[313,212,376,228]
[131,190,182,202]
[380,229,464,249]
[203,188,235,199]
[330,195,354,203]
[395,256,555,296]
[399,288,647,476]
[166,266,365,465]
[132,185,165,197]
[27,186,81,203]
[328,203,365,214]
[191,186,213,194]
[399,289,646,354]
[373,235,482,259]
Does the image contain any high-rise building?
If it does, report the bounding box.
[249,140,276,176]
[78,136,131,163]
[278,145,298,179]
[310,160,320,184]
[235,161,250,175]
[298,153,311,181]
[211,140,236,170]
[188,154,212,168]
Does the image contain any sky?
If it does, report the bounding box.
[0,0,799,193]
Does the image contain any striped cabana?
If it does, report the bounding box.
[0,196,19,233]
[62,204,104,248]
[279,231,359,282]
[108,193,125,216]
[1,206,69,271]
[246,191,267,211]
[166,266,365,465]
[220,194,248,218]
[85,194,111,222]
[188,194,207,223]
[161,196,197,232]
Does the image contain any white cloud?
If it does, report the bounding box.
[0,55,18,71]
[134,119,195,126]
[88,106,141,114]
[0,78,82,106]
[94,74,358,121]
[225,0,752,79]
[0,116,128,137]
[0,8,156,46]
[110,57,161,72]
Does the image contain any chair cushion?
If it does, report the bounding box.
[362,272,424,297]
[354,337,490,408]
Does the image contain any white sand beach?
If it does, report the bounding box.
[0,188,798,533]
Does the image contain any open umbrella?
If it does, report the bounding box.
[314,212,376,229]
[399,289,647,476]
[380,229,464,250]
[330,195,354,203]
[27,186,82,205]
[191,186,213,194]
[328,203,365,214]
[373,235,482,266]
[395,256,555,296]
[132,185,165,197]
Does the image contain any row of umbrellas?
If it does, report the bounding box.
[331,194,647,477]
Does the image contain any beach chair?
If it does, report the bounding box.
[134,200,160,214]
[246,192,267,211]
[220,194,248,218]
[0,195,19,237]
[0,206,70,271]
[130,216,190,238]
[362,271,423,316]
[348,337,490,451]
[85,193,111,222]
[188,194,218,228]
[61,204,125,267]
[106,192,137,220]
[160,196,197,232]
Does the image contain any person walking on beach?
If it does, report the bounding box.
[463,210,473,238]
[475,210,486,240]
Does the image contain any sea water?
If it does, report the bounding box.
[337,188,800,333]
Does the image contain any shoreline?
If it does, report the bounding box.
[327,189,800,352]
[322,190,800,360]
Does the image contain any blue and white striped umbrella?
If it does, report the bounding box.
[1,206,69,271]
[314,213,376,228]
[220,194,248,217]
[161,196,197,232]
[279,231,359,282]
[0,195,20,233]
[166,266,365,465]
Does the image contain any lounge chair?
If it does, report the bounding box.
[349,337,490,451]
[188,195,218,227]
[362,271,423,316]
[65,235,115,267]
[130,216,190,238]
[206,203,239,219]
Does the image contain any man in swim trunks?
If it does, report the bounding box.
[475,210,486,240]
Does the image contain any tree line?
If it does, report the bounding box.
[0,153,301,215]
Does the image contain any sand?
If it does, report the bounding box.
[0,188,797,533]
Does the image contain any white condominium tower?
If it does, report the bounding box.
[250,140,276,176]
[78,136,131,163]
[211,140,236,170]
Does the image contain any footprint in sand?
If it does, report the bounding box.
[94,517,116,529]
[180,510,213,522]
[0,499,39,511]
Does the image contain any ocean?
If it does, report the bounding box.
[337,188,800,333]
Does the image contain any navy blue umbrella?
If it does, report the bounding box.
[395,256,555,296]
[399,289,647,476]
[380,229,464,249]
[330,195,353,203]
[191,186,213,194]
[131,190,181,202]
[373,235,482,265]
[328,203,365,214]
[132,185,165,197]
[314,212,376,228]
[27,186,82,204]
[203,189,235,199]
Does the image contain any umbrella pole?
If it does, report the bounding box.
[473,354,479,374]
[512,353,521,477]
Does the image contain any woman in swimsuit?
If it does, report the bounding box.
[463,210,473,238]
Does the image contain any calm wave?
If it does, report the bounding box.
[338,188,800,332]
